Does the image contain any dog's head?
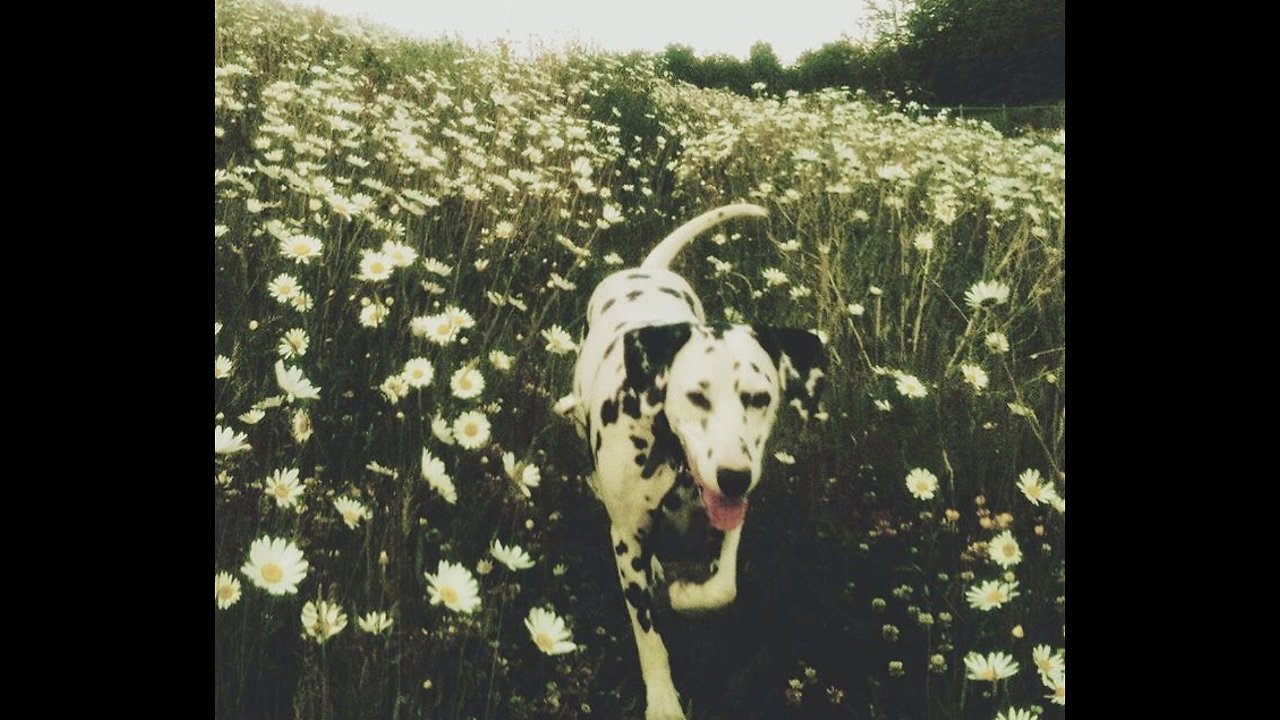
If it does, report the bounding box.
[624,322,827,531]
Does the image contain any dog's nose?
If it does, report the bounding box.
[717,468,751,498]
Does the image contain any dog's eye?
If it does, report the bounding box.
[740,392,772,409]
[685,391,711,410]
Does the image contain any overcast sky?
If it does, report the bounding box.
[300,1,872,66]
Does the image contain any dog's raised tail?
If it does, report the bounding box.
[641,203,768,269]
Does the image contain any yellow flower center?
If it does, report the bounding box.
[343,510,359,525]
[217,584,235,601]
[980,667,997,681]
[984,588,1004,604]
[291,241,311,256]
[460,377,472,390]
[440,586,459,605]
[437,322,452,336]
[273,483,291,499]
[1002,544,1017,558]
[464,422,478,437]
[1054,685,1065,698]
[261,563,284,584]
[535,632,555,652]
[371,261,385,274]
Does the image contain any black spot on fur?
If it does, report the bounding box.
[627,273,650,280]
[750,362,762,374]
[646,385,664,407]
[662,489,683,511]
[604,338,618,358]
[641,411,680,480]
[705,345,715,354]
[624,582,653,632]
[627,290,644,301]
[601,298,616,313]
[601,398,619,426]
[741,391,772,409]
[622,393,641,419]
[635,453,647,466]
[677,470,695,488]
[734,362,741,370]
[681,290,697,314]
[616,540,628,555]
[698,380,710,390]
[686,391,711,411]
[658,287,683,302]
[631,556,646,572]
[594,431,603,455]
[631,435,649,449]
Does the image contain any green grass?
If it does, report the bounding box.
[215,1,1065,718]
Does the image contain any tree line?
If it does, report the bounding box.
[659,0,1064,107]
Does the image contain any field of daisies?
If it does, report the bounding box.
[214,1,1064,718]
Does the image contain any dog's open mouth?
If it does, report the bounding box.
[686,465,748,532]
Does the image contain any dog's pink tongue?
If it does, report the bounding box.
[705,492,748,531]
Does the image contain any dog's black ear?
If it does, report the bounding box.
[623,323,692,392]
[753,326,828,419]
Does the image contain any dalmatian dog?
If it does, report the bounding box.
[557,204,827,719]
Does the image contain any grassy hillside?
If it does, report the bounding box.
[214,1,1065,717]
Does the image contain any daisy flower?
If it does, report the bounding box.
[357,611,393,635]
[277,328,309,359]
[422,257,452,276]
[424,559,481,614]
[215,425,251,455]
[381,240,418,267]
[994,710,1037,720]
[431,415,455,445]
[358,302,390,328]
[267,273,301,303]
[357,250,395,282]
[380,374,409,404]
[905,468,939,500]
[274,360,321,401]
[762,268,789,287]
[495,220,515,239]
[1032,645,1066,677]
[263,468,304,508]
[601,204,624,225]
[238,409,266,425]
[489,350,513,371]
[215,571,242,609]
[334,497,370,529]
[774,451,796,465]
[965,580,1020,611]
[450,366,485,400]
[1016,469,1060,506]
[895,373,928,399]
[913,231,935,252]
[241,535,309,595]
[960,363,989,391]
[291,409,313,443]
[1042,668,1065,705]
[874,399,893,412]
[402,358,435,388]
[503,452,541,497]
[603,252,623,265]
[847,302,865,317]
[422,447,457,504]
[964,280,1011,310]
[964,651,1019,682]
[988,530,1023,568]
[541,325,576,355]
[412,313,457,345]
[490,538,535,571]
[291,291,314,313]
[453,411,491,450]
[525,607,578,655]
[279,234,323,264]
[215,355,233,379]
[444,306,476,330]
[300,600,348,644]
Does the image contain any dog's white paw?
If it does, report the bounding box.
[669,577,736,612]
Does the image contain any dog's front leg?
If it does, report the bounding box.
[611,524,685,720]
[669,525,742,612]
